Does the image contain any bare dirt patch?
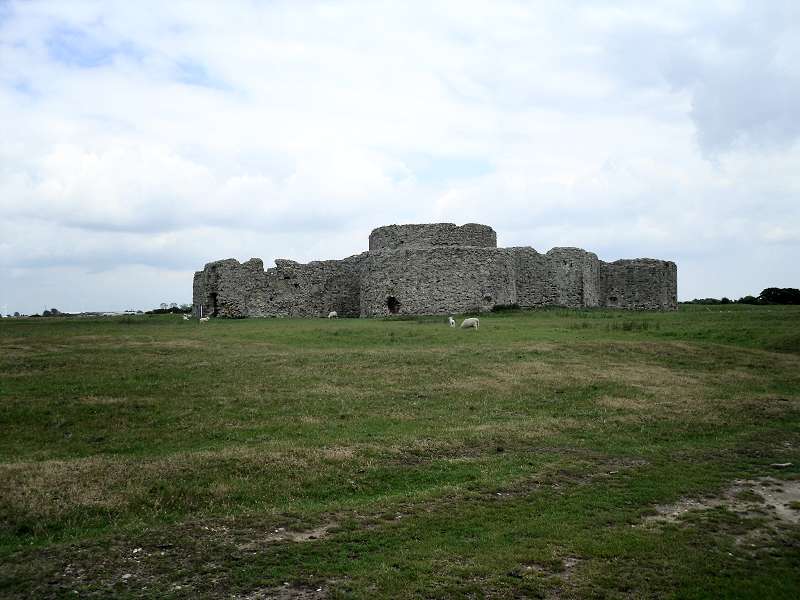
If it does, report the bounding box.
[645,477,800,526]
[237,523,335,551]
[510,554,584,600]
[233,583,328,599]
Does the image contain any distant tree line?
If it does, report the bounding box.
[683,287,800,305]
[146,303,192,315]
[25,303,192,317]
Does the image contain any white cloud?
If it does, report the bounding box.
[1,0,799,313]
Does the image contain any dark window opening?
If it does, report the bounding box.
[608,295,618,303]
[210,292,219,317]
[387,296,400,314]
[483,295,492,303]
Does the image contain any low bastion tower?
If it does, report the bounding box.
[193,223,677,318]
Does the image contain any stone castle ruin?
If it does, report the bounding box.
[193,223,677,318]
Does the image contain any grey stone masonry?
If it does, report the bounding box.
[193,223,677,317]
[599,259,677,310]
[369,223,497,252]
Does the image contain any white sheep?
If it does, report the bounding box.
[448,316,455,327]
[182,314,190,321]
[199,316,210,323]
[460,317,479,329]
[328,311,338,319]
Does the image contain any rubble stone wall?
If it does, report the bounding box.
[510,247,601,308]
[193,253,367,318]
[261,253,368,317]
[599,259,678,310]
[360,247,516,316]
[369,223,497,252]
[193,258,267,318]
[193,223,678,317]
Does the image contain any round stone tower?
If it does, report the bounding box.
[360,223,516,316]
[368,222,497,252]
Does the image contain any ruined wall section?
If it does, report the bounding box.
[361,247,516,316]
[599,259,677,310]
[509,247,549,307]
[545,248,600,308]
[510,247,600,308]
[260,253,368,317]
[193,258,267,318]
[193,253,367,318]
[369,223,496,252]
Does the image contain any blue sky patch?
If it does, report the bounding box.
[174,59,230,91]
[46,25,141,68]
[401,153,494,184]
[0,0,14,27]
[11,79,37,98]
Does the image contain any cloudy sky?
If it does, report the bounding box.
[1,0,798,314]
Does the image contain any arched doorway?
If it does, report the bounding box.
[386,296,400,314]
[210,292,219,317]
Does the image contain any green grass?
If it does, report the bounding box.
[1,305,799,598]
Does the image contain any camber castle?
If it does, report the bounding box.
[193,223,677,318]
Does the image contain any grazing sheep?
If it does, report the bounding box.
[328,311,338,319]
[448,316,455,327]
[182,314,190,321]
[460,317,479,329]
[199,316,210,323]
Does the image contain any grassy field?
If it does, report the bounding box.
[1,305,799,599]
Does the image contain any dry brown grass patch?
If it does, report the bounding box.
[447,353,712,420]
[309,382,370,400]
[444,359,576,394]
[0,446,320,519]
[451,417,583,438]
[79,395,152,406]
[318,446,356,461]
